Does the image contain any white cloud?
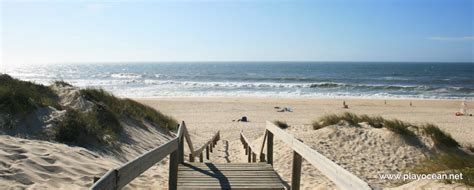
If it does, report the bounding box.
[426,36,474,41]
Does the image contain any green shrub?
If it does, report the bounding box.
[55,107,121,146]
[423,124,459,148]
[273,120,289,129]
[0,74,59,115]
[53,80,73,87]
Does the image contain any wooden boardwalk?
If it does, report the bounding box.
[177,163,285,190]
[91,121,372,190]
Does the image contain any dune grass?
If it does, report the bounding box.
[413,153,474,186]
[1,75,178,147]
[312,112,459,146]
[382,119,415,136]
[0,74,59,116]
[423,124,460,148]
[273,120,290,129]
[80,88,178,131]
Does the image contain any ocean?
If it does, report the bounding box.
[4,62,474,99]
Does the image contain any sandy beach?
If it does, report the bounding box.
[1,96,473,189]
[134,97,474,189]
[137,97,474,145]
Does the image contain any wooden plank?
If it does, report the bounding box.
[169,150,179,190]
[115,138,178,189]
[178,172,278,176]
[178,168,274,171]
[90,169,117,190]
[247,147,251,163]
[259,131,267,154]
[178,186,285,190]
[182,122,195,154]
[178,176,281,180]
[178,182,284,186]
[266,121,371,190]
[291,151,302,190]
[178,179,283,183]
[267,130,273,165]
[170,124,185,190]
[182,163,270,166]
[177,122,185,163]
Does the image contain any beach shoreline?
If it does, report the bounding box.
[136,97,473,145]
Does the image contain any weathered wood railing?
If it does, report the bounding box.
[240,130,265,163]
[91,121,220,190]
[240,121,372,190]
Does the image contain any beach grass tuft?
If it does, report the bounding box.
[423,124,459,148]
[1,75,178,147]
[382,119,415,136]
[273,120,290,129]
[55,106,122,145]
[81,88,178,131]
[312,112,418,137]
[413,153,474,186]
[0,74,59,116]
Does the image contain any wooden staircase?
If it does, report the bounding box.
[177,162,285,190]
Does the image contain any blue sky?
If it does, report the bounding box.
[1,0,473,65]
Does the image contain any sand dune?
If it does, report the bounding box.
[1,97,472,189]
[138,97,473,189]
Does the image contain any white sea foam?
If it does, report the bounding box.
[110,73,142,79]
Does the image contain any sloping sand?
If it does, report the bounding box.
[0,120,174,189]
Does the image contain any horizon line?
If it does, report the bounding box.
[7,60,474,65]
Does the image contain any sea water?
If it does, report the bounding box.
[4,62,474,99]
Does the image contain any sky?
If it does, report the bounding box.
[1,0,473,67]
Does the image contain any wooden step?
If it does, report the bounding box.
[177,162,286,190]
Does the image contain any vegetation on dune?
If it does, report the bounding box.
[0,75,178,147]
[422,124,460,148]
[312,112,470,186]
[413,153,474,186]
[382,119,415,137]
[55,106,122,145]
[80,88,178,131]
[312,112,458,146]
[0,74,59,116]
[273,120,290,129]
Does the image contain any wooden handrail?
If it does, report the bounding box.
[263,121,372,190]
[91,121,220,190]
[191,131,219,157]
[240,131,262,163]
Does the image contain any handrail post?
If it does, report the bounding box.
[291,151,302,190]
[267,130,274,166]
[189,153,194,162]
[260,153,266,162]
[178,125,184,164]
[199,152,204,162]
[247,147,252,163]
[206,146,210,160]
[169,150,178,190]
[252,152,257,162]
